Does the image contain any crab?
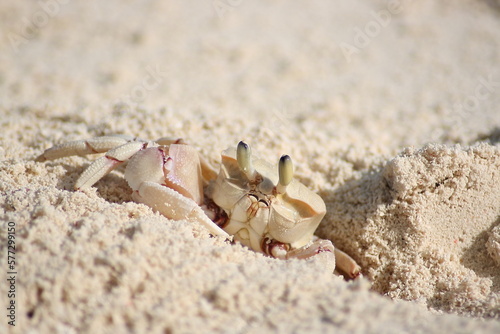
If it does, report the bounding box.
[36,135,361,278]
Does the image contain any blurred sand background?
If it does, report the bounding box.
[1,0,500,332]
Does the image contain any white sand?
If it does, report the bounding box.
[1,0,500,332]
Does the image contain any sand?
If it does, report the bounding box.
[1,0,500,332]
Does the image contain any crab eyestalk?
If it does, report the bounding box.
[237,141,256,180]
[277,155,293,194]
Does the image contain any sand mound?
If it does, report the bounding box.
[319,143,500,317]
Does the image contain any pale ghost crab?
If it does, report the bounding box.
[36,135,361,278]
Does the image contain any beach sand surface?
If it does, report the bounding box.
[1,1,499,332]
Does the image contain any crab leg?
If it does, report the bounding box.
[333,248,361,279]
[285,238,361,279]
[75,141,148,190]
[155,137,185,146]
[36,135,139,162]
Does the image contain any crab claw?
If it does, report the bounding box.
[277,155,293,194]
[237,141,256,180]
